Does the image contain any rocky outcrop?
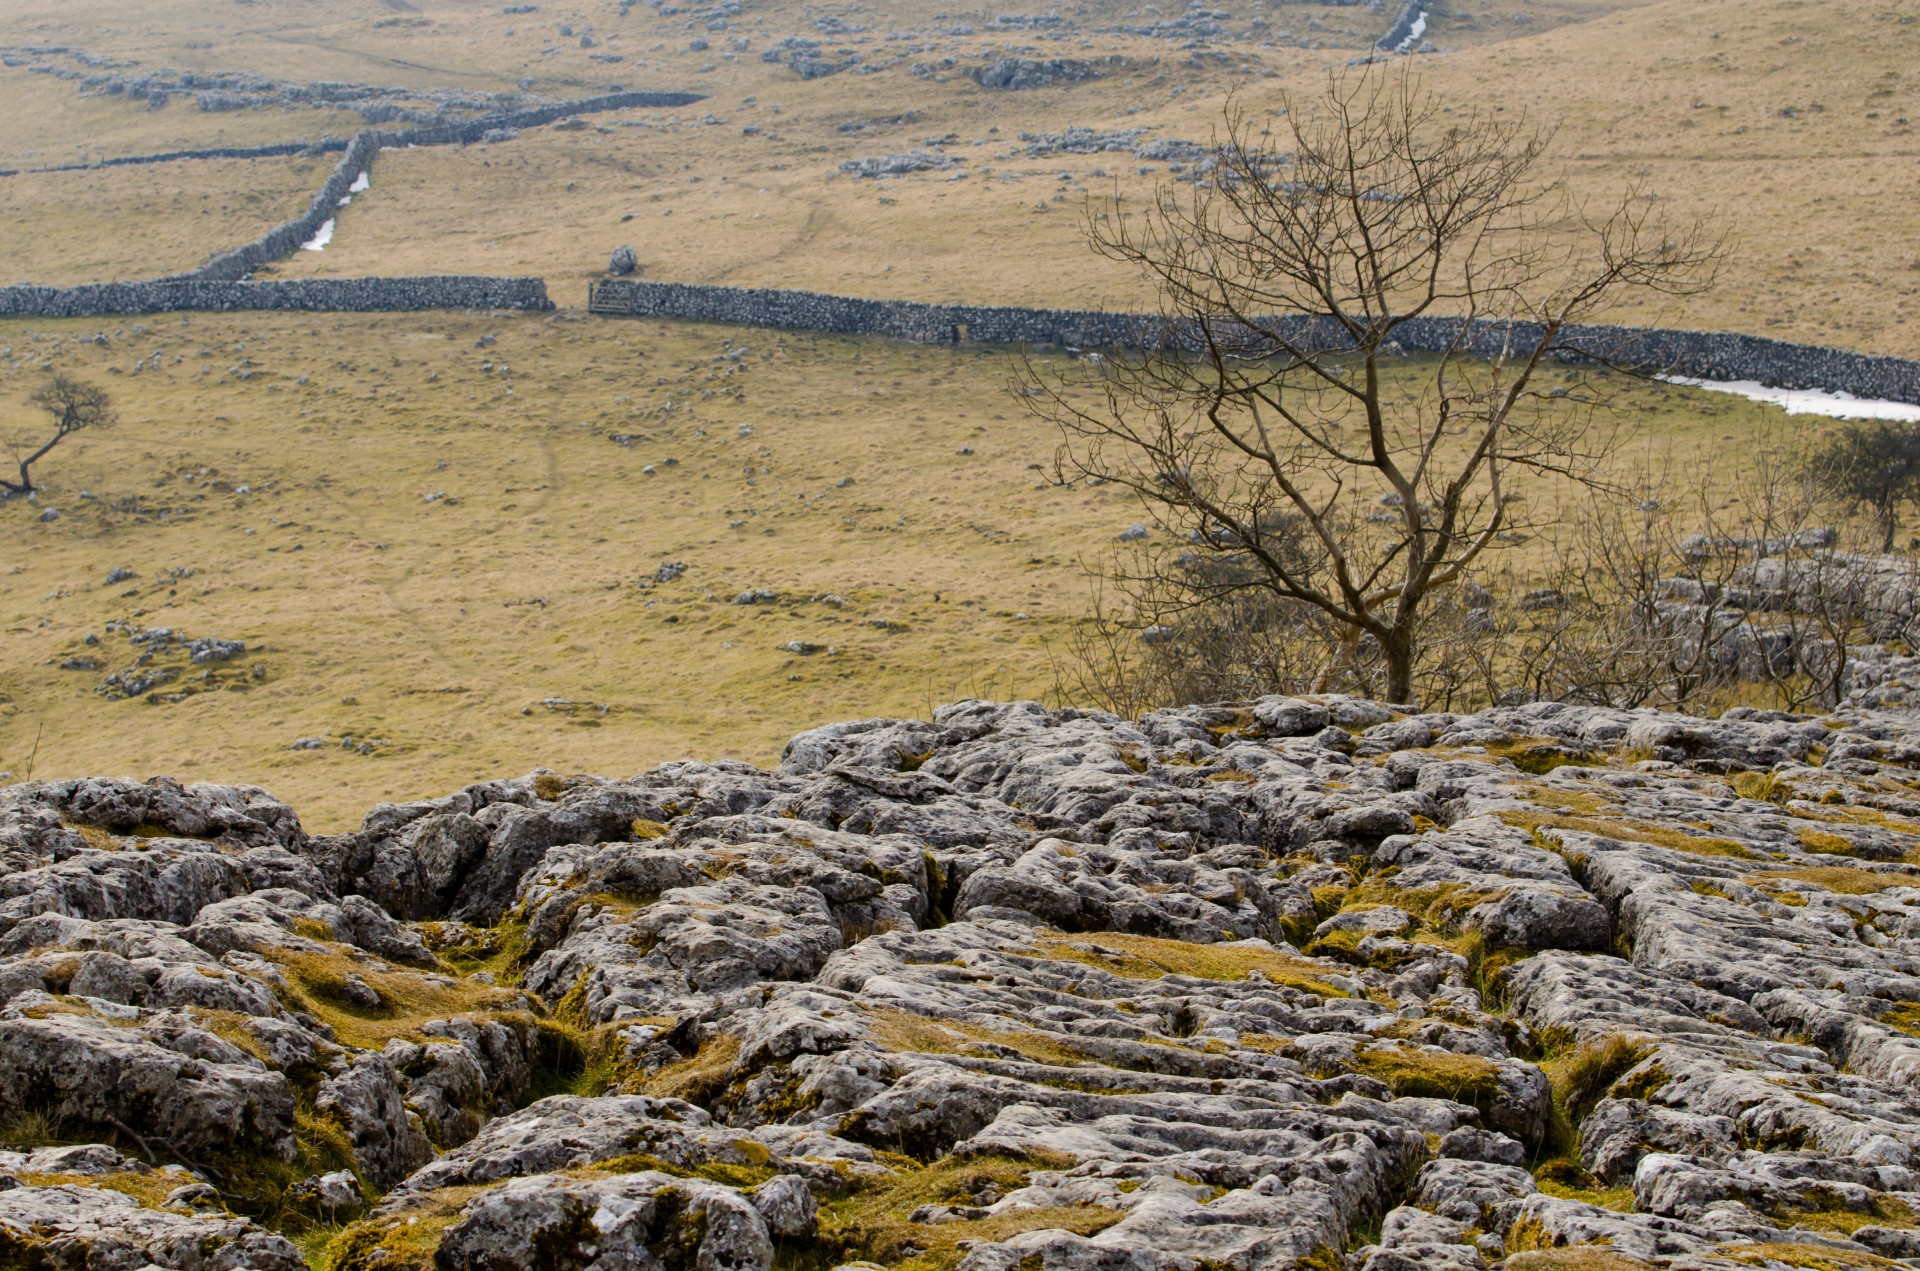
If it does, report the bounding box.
[970,58,1103,90]
[2,695,1919,1269]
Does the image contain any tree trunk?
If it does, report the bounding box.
[1880,506,1898,554]
[6,435,63,495]
[1382,624,1416,706]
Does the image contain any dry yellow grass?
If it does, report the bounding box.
[1498,809,1761,860]
[0,157,326,286]
[1,0,1912,351]
[1751,865,1920,895]
[0,309,1808,830]
[0,310,1130,828]
[0,70,365,169]
[864,1005,1097,1067]
[1032,929,1352,994]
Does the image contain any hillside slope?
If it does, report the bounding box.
[0,0,1912,350]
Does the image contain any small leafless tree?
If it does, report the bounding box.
[3,374,115,496]
[1025,67,1721,704]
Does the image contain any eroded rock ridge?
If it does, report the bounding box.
[1,695,1918,1271]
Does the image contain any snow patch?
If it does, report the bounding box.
[299,219,335,252]
[1395,11,1427,50]
[348,171,370,194]
[1661,375,1920,423]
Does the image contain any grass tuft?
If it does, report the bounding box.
[1029,930,1349,996]
[326,1186,490,1271]
[798,1150,1112,1271]
[268,946,527,1051]
[640,1033,743,1107]
[1751,865,1917,895]
[1733,771,1798,806]
[1497,810,1758,859]
[1502,1253,1658,1271]
[1716,1242,1904,1270]
[1551,1035,1652,1128]
[864,1006,1094,1068]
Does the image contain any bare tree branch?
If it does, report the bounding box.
[1026,64,1721,704]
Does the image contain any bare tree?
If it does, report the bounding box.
[1025,67,1720,704]
[1804,420,1920,552]
[3,375,115,496]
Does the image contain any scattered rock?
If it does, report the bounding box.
[971,58,1101,90]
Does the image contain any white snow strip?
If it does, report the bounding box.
[348,171,370,193]
[1395,11,1427,51]
[299,218,335,252]
[1661,375,1920,423]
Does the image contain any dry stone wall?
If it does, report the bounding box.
[162,90,703,286]
[0,90,698,318]
[0,139,350,178]
[589,279,1920,407]
[0,276,554,318]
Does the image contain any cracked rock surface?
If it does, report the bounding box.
[1,695,1919,1270]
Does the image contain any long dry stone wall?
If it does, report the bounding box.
[0,89,699,318]
[0,139,351,178]
[588,279,1920,406]
[0,276,553,318]
[162,90,703,286]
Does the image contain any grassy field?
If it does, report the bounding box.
[0,0,1911,827]
[0,308,1800,829]
[2,0,1904,349]
[0,155,327,285]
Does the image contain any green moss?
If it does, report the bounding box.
[326,1187,488,1271]
[587,1151,779,1190]
[1884,1003,1920,1038]
[641,1187,708,1271]
[1297,1245,1348,1271]
[801,1151,1114,1271]
[13,1168,185,1211]
[1337,1044,1506,1120]
[1615,1062,1670,1103]
[1768,1191,1917,1236]
[1506,1215,1557,1254]
[421,915,532,985]
[268,945,526,1050]
[1489,739,1595,775]
[1533,1157,1634,1212]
